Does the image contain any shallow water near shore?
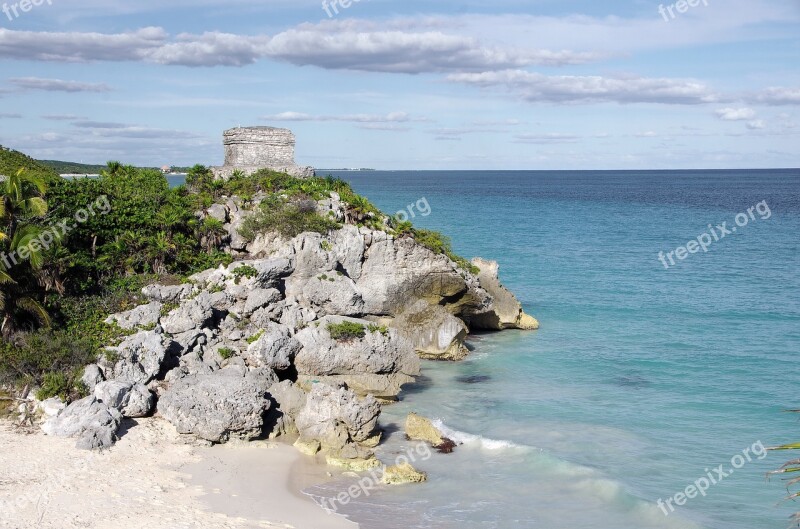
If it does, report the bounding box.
[302,170,800,529]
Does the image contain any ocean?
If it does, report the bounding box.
[299,170,800,529]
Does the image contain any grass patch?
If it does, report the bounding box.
[246,329,264,344]
[367,324,390,337]
[218,347,235,360]
[327,321,366,341]
[239,195,341,241]
[231,264,258,284]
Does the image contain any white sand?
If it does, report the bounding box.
[0,418,357,529]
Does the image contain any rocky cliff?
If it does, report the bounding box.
[41,183,537,469]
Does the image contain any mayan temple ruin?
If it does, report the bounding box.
[211,126,315,179]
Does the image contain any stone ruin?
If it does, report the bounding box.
[211,126,315,179]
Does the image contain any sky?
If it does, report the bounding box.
[0,0,798,170]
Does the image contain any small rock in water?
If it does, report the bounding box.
[455,375,491,384]
[614,375,651,389]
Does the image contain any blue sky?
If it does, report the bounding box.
[0,0,798,169]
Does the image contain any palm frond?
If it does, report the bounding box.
[16,296,51,328]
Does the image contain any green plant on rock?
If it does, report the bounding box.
[218,347,235,360]
[327,321,366,341]
[231,264,258,284]
[367,324,389,336]
[246,329,264,344]
[238,195,340,241]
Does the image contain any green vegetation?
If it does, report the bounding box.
[0,146,60,186]
[37,160,108,175]
[218,347,235,360]
[0,168,52,338]
[412,229,480,275]
[0,145,479,402]
[367,323,389,336]
[245,329,264,344]
[327,321,366,341]
[239,195,341,241]
[231,264,258,284]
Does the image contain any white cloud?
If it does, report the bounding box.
[753,87,800,106]
[715,107,756,120]
[746,120,766,130]
[262,112,422,123]
[448,70,719,105]
[514,133,580,144]
[8,77,111,92]
[0,24,597,73]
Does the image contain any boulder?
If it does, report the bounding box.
[394,301,469,361]
[264,380,307,438]
[161,295,215,335]
[42,396,122,450]
[142,283,193,304]
[295,383,380,461]
[242,322,302,371]
[105,301,162,330]
[381,463,428,485]
[108,330,173,385]
[294,316,419,398]
[157,368,277,443]
[241,288,282,316]
[405,413,447,447]
[467,258,538,330]
[93,380,154,418]
[356,233,488,316]
[81,364,105,392]
[37,397,65,419]
[301,274,364,316]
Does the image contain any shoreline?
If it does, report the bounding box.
[0,418,357,529]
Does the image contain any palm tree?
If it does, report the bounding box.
[0,168,51,337]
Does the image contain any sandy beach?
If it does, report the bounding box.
[0,419,356,529]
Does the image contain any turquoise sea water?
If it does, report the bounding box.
[299,170,800,529]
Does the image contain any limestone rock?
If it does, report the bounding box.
[108,330,173,385]
[295,383,380,461]
[264,380,307,438]
[242,322,302,371]
[105,301,162,330]
[93,380,154,418]
[38,397,65,419]
[394,300,469,361]
[381,463,428,485]
[294,316,419,398]
[467,258,537,330]
[42,396,122,450]
[157,368,276,443]
[81,364,105,392]
[405,413,446,447]
[142,283,192,304]
[161,295,215,335]
[241,288,282,316]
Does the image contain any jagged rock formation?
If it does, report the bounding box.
[41,186,537,465]
[211,127,315,179]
